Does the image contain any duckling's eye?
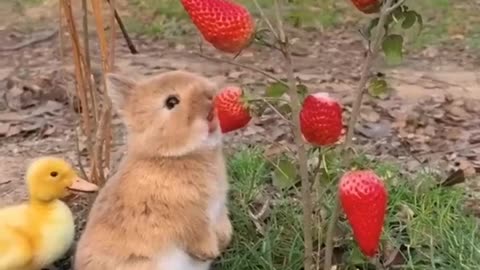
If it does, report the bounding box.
[165,95,180,110]
[50,171,58,177]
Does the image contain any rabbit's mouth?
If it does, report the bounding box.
[208,118,218,134]
[207,106,218,134]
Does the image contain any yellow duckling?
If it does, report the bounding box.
[0,156,98,270]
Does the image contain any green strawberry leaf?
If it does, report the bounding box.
[272,157,298,190]
[251,102,268,117]
[382,34,404,66]
[409,10,423,35]
[368,77,389,98]
[297,84,308,100]
[241,87,253,105]
[348,246,367,265]
[391,5,405,22]
[401,10,417,29]
[278,103,292,115]
[363,17,380,39]
[265,82,288,98]
[414,11,424,35]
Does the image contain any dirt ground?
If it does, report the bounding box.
[0,1,480,268]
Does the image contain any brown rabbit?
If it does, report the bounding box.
[73,70,232,270]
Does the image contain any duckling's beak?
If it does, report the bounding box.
[68,177,99,193]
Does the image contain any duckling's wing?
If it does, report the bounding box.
[0,225,33,270]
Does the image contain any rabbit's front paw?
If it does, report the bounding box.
[216,213,233,251]
[187,230,220,261]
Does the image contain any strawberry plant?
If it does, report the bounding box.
[180,0,423,269]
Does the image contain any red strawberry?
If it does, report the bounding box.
[214,86,251,133]
[180,0,255,54]
[339,170,388,257]
[299,92,343,146]
[350,0,381,14]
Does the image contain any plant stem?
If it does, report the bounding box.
[106,0,138,54]
[252,0,278,40]
[324,0,399,269]
[272,0,313,268]
[344,0,402,149]
[284,46,313,269]
[370,256,386,270]
[323,196,340,270]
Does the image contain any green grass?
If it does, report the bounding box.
[214,148,480,269]
[124,0,480,52]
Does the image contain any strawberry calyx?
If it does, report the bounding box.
[239,88,254,113]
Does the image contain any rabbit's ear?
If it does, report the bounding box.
[106,73,136,110]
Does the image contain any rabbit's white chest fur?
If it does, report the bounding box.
[155,248,211,270]
[156,175,227,270]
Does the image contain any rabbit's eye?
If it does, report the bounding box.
[165,95,180,110]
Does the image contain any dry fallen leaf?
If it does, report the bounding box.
[360,107,381,122]
[6,124,21,137]
[41,124,56,137]
[5,86,24,110]
[445,127,464,141]
[0,122,10,136]
[445,102,469,120]
[0,178,11,185]
[356,121,391,139]
[456,159,476,177]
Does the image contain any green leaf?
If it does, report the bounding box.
[415,11,424,34]
[368,77,389,98]
[251,102,268,117]
[297,84,308,100]
[272,158,298,190]
[265,82,288,98]
[391,5,405,22]
[364,17,380,39]
[278,103,292,115]
[348,246,367,264]
[382,34,404,65]
[402,10,417,29]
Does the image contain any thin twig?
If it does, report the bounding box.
[58,1,87,179]
[106,0,138,54]
[261,98,291,123]
[90,0,114,185]
[252,0,278,40]
[386,0,406,13]
[0,29,58,51]
[61,0,94,181]
[246,96,289,103]
[273,0,286,43]
[82,0,97,127]
[343,0,402,150]
[194,52,288,86]
[323,197,340,270]
[74,127,88,179]
[108,0,116,70]
[325,0,399,269]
